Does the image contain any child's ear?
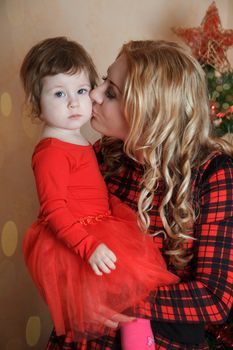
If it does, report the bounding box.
[29,94,42,120]
[23,97,41,121]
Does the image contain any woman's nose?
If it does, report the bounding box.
[90,85,104,104]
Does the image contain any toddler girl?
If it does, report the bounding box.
[21,37,179,349]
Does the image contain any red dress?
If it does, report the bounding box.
[23,138,179,341]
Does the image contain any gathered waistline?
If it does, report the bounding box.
[38,210,112,226]
[76,210,112,225]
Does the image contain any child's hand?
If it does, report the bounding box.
[88,243,117,276]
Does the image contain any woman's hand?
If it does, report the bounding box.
[91,305,136,328]
[88,243,117,275]
[103,312,136,328]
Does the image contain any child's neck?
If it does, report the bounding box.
[41,125,89,146]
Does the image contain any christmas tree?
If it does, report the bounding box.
[206,65,233,136]
[173,1,233,137]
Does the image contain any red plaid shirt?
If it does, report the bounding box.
[46,144,233,350]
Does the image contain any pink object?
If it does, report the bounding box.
[121,318,156,350]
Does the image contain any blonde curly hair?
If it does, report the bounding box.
[101,40,233,268]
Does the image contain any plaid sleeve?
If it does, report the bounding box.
[133,156,233,324]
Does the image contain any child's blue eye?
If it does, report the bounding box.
[77,88,88,95]
[55,91,65,97]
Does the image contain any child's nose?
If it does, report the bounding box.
[90,85,104,105]
[68,95,79,108]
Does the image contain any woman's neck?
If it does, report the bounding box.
[40,125,89,146]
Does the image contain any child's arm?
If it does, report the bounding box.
[32,146,101,261]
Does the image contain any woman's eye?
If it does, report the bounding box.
[77,88,88,95]
[54,91,65,97]
[102,77,116,99]
[105,88,116,99]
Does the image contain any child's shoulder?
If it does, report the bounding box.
[34,137,91,153]
[32,138,76,166]
[32,137,94,167]
[35,137,71,151]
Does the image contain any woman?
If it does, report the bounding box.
[46,40,233,349]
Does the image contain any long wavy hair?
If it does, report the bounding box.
[101,40,233,268]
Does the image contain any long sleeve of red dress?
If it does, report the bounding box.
[32,144,101,260]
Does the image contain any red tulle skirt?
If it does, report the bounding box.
[23,198,179,341]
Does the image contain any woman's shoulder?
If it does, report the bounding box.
[193,151,233,189]
[93,138,143,173]
[201,151,233,175]
[93,139,102,152]
[93,139,104,166]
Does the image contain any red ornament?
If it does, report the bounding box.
[217,105,233,119]
[172,1,233,73]
[209,101,218,119]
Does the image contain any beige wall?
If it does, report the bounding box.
[0,1,232,349]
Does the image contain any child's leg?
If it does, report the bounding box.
[120,318,155,350]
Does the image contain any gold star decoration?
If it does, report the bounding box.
[172,1,233,73]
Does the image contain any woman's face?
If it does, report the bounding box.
[90,54,130,140]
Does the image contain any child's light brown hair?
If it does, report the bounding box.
[20,36,98,119]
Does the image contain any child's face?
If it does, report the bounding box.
[40,70,92,131]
